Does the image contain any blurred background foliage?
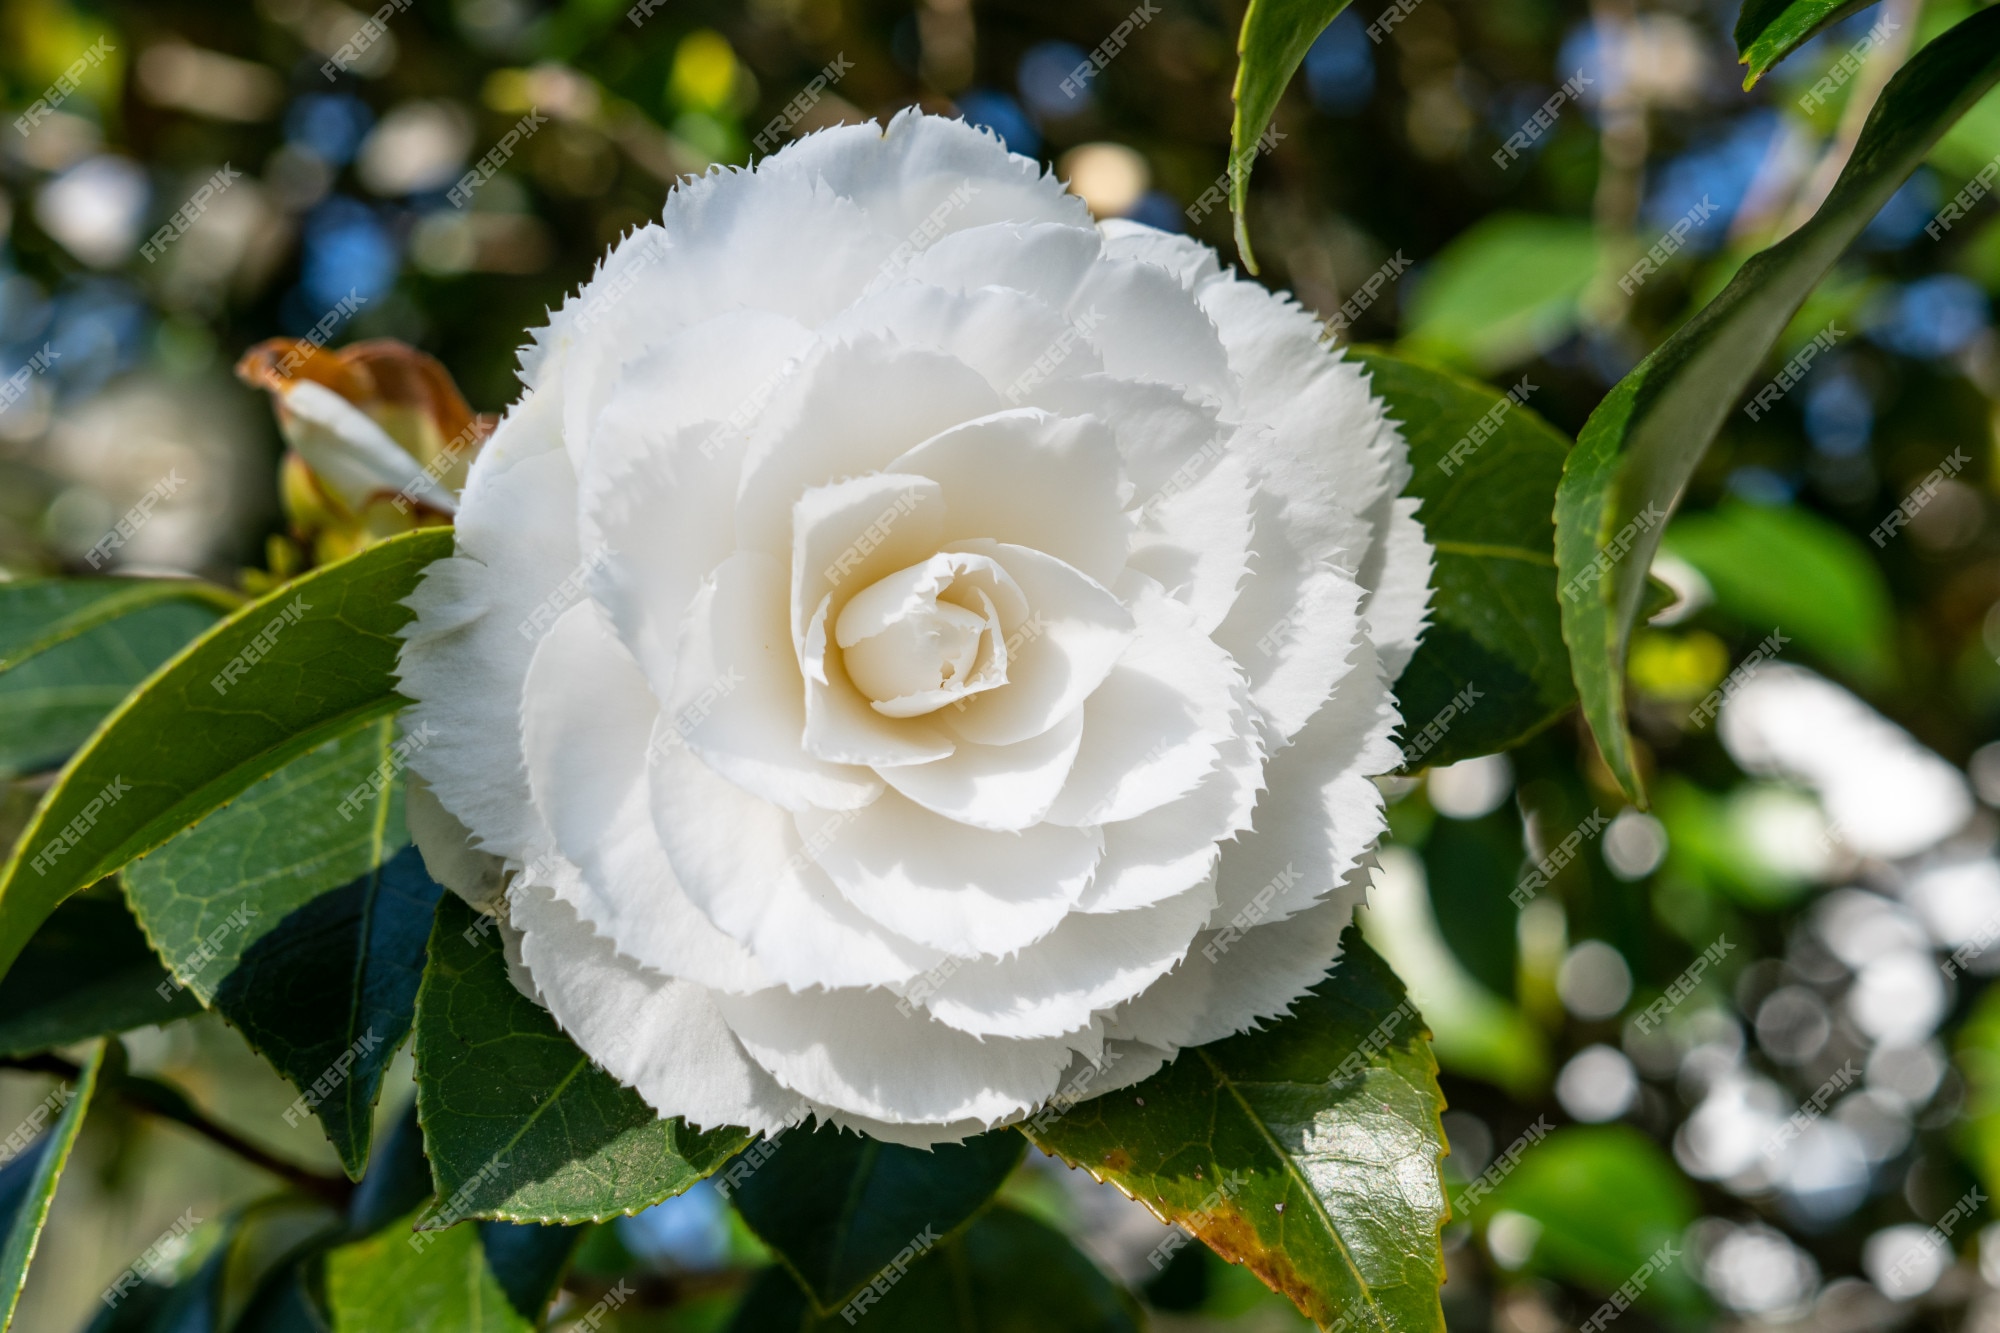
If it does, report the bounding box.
[5,0,2000,1328]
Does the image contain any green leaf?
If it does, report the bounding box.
[1464,1125,1706,1322]
[1422,810,1525,997]
[349,1097,433,1238]
[0,890,200,1058]
[1554,6,2000,801]
[1228,0,1355,270]
[415,895,753,1225]
[1024,928,1448,1331]
[124,717,414,1006]
[728,1122,1024,1313]
[0,584,228,781]
[0,1038,104,1331]
[0,526,453,986]
[1662,500,1896,688]
[1736,0,1883,87]
[215,845,443,1179]
[1398,216,1602,374]
[476,1222,587,1321]
[122,714,431,1178]
[1356,350,1575,767]
[0,579,238,674]
[324,1207,532,1333]
[731,1205,1142,1332]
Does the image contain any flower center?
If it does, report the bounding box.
[833,553,1013,718]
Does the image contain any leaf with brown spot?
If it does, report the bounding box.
[1023,927,1448,1331]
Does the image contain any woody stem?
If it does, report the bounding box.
[1,1053,353,1209]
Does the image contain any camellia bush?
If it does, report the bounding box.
[4,0,2000,1329]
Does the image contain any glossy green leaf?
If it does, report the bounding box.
[324,1206,532,1333]
[0,526,453,986]
[348,1097,432,1239]
[0,890,199,1058]
[1228,0,1355,269]
[415,895,753,1225]
[1466,1125,1706,1322]
[0,583,227,781]
[1736,0,1883,87]
[731,1205,1142,1332]
[217,846,442,1179]
[729,1122,1024,1312]
[122,715,429,1178]
[0,1038,104,1331]
[1398,216,1602,374]
[1357,350,1575,767]
[124,718,413,1005]
[1662,500,1896,687]
[1025,928,1448,1331]
[1555,6,2000,801]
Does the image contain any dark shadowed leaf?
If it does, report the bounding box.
[415,895,753,1225]
[0,526,453,986]
[477,1222,588,1321]
[1024,928,1447,1332]
[1736,0,1884,87]
[1355,350,1574,768]
[727,1121,1024,1312]
[1555,7,2000,801]
[730,1205,1142,1332]
[0,1039,104,1331]
[213,846,443,1179]
[349,1096,433,1239]
[1229,0,1355,269]
[0,890,199,1058]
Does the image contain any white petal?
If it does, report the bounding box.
[888,409,1129,589]
[901,219,1104,307]
[800,593,956,767]
[399,394,575,865]
[1072,259,1234,405]
[1080,722,1265,914]
[672,552,883,812]
[1045,579,1240,827]
[820,282,1103,400]
[1126,449,1256,637]
[734,337,1002,556]
[1210,643,1401,927]
[278,380,437,512]
[650,739,942,988]
[1211,507,1368,741]
[922,876,1218,1039]
[791,473,946,654]
[878,707,1085,831]
[778,111,1091,245]
[939,541,1134,748]
[522,599,773,993]
[512,881,807,1135]
[1359,494,1435,683]
[405,776,508,914]
[795,792,1100,957]
[712,983,1087,1127]
[1097,218,1224,290]
[1106,874,1369,1052]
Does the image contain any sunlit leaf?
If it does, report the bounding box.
[1736,0,1883,87]
[0,527,453,986]
[1025,928,1448,1330]
[1229,0,1355,269]
[1555,6,2000,800]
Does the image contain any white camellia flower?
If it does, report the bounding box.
[398,112,1433,1146]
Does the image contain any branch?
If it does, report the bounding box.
[2,1053,353,1209]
